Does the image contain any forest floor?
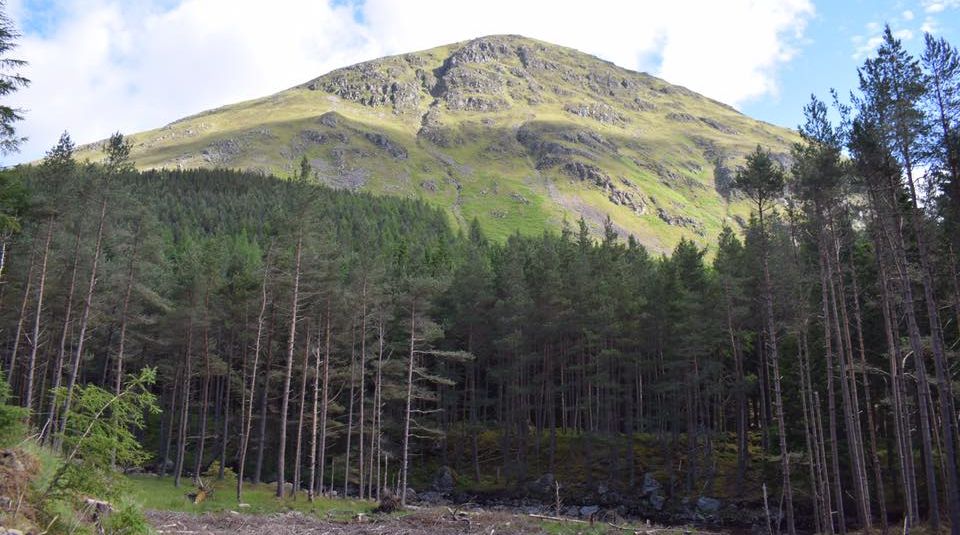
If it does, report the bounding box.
[129,475,728,534]
[144,508,676,535]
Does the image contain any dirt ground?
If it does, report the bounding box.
[146,508,556,534]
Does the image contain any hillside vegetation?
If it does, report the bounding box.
[74,35,796,250]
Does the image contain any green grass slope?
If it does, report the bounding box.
[76,35,797,251]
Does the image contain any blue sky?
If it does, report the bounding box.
[742,0,960,130]
[3,0,959,165]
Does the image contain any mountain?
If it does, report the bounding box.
[77,35,797,251]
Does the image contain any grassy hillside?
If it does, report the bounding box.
[76,35,797,251]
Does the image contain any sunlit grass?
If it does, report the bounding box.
[126,474,376,520]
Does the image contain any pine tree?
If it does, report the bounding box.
[0,1,28,155]
[735,146,796,535]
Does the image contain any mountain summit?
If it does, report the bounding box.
[83,35,796,250]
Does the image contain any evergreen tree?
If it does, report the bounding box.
[0,1,27,155]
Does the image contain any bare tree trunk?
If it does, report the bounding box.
[758,206,796,535]
[877,250,919,526]
[850,268,888,534]
[370,314,384,500]
[46,221,82,438]
[308,326,321,501]
[23,218,53,424]
[194,313,211,482]
[318,300,332,496]
[58,197,108,444]
[293,322,310,499]
[813,391,835,534]
[253,311,276,485]
[798,329,825,535]
[818,239,847,535]
[401,300,416,506]
[276,231,302,498]
[901,140,960,533]
[219,348,231,480]
[722,275,748,491]
[237,254,270,501]
[357,279,367,499]
[113,224,140,396]
[874,184,942,529]
[6,244,35,387]
[344,322,356,497]
[827,239,871,531]
[174,319,194,488]
[160,374,179,477]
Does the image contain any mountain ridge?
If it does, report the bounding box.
[75,34,798,251]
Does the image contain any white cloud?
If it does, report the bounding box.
[922,0,960,13]
[902,9,915,20]
[852,24,915,60]
[2,0,814,164]
[921,16,940,33]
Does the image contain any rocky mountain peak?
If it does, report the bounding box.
[80,35,796,251]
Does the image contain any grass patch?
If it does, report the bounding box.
[125,474,376,520]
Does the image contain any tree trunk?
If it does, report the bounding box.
[23,218,53,424]
[276,231,302,498]
[318,299,332,496]
[758,206,796,535]
[401,300,416,506]
[6,244,35,388]
[850,267,888,534]
[237,253,270,502]
[113,221,141,395]
[194,312,211,482]
[58,197,108,444]
[174,319,194,488]
[344,322,356,497]
[357,279,367,499]
[46,220,83,439]
[818,235,847,534]
[293,321,310,499]
[308,324,321,501]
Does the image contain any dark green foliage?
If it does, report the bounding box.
[0,371,26,447]
[0,0,27,155]
[103,131,134,175]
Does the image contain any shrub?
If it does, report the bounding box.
[0,371,27,448]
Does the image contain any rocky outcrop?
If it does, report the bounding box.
[200,128,274,165]
[558,129,618,153]
[699,116,737,135]
[563,102,627,125]
[306,62,421,113]
[418,105,453,147]
[363,132,408,159]
[657,207,705,235]
[318,111,340,128]
[608,187,647,215]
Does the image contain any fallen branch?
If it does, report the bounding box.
[528,513,589,525]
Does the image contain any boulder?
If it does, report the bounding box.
[527,473,555,496]
[418,490,444,504]
[431,466,455,493]
[696,496,721,514]
[641,473,662,497]
[580,505,600,518]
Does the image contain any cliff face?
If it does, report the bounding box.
[78,35,796,250]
